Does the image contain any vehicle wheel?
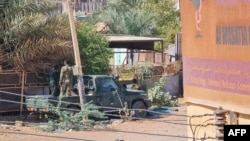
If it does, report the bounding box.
[132,101,147,118]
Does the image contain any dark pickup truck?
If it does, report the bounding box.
[25,75,152,118]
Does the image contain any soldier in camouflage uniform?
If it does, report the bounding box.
[59,60,73,97]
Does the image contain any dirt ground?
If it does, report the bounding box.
[0,104,188,141]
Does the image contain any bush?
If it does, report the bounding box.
[148,74,179,107]
[42,102,108,132]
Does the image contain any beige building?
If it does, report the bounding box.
[54,0,107,16]
[181,0,250,140]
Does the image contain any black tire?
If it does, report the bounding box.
[132,101,147,118]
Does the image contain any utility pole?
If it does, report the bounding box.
[67,0,85,109]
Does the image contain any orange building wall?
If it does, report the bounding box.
[181,0,250,114]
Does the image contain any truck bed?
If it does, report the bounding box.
[25,95,81,112]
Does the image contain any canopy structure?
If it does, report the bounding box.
[106,35,165,64]
[106,35,164,50]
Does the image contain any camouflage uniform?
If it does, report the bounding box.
[59,61,73,97]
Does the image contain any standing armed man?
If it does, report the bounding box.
[49,64,60,97]
[59,59,73,97]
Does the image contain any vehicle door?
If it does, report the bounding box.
[96,77,126,112]
[83,76,96,104]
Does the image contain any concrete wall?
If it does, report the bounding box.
[187,103,216,141]
[187,103,250,141]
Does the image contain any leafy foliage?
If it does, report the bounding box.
[142,0,181,46]
[91,0,157,36]
[43,102,107,132]
[136,61,154,80]
[90,0,180,46]
[148,74,179,107]
[77,23,113,74]
[133,62,154,91]
[0,0,73,71]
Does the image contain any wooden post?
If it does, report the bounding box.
[153,50,155,64]
[89,0,93,14]
[85,2,88,13]
[67,0,85,109]
[20,70,25,115]
[161,41,164,64]
[214,107,228,141]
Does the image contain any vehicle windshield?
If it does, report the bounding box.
[113,79,126,91]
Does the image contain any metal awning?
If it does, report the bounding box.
[106,35,165,63]
[106,35,164,50]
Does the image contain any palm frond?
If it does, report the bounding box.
[95,6,156,36]
[4,38,73,71]
[0,0,73,71]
